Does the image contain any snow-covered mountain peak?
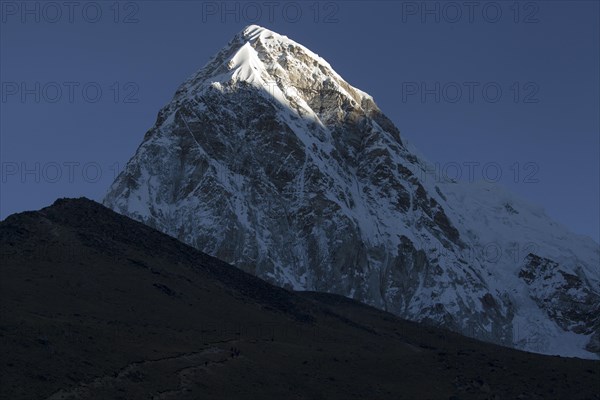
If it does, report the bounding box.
[105,26,600,359]
[171,24,377,127]
[237,24,334,72]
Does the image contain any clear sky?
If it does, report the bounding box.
[1,1,598,242]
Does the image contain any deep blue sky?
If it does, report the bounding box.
[1,1,599,242]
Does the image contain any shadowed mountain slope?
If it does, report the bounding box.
[1,198,598,399]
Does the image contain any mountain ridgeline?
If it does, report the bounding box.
[103,25,600,358]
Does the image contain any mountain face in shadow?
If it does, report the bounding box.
[1,198,598,399]
[103,25,600,358]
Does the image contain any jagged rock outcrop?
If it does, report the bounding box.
[519,254,600,355]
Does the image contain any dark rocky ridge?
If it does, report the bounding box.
[1,198,599,399]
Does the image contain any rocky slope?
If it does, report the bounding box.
[2,198,599,399]
[103,25,600,358]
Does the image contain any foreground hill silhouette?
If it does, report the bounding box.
[1,198,598,399]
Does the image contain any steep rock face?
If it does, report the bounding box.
[519,254,600,355]
[104,25,600,358]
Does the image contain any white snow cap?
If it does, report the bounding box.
[241,24,269,40]
[236,24,328,68]
[232,24,374,103]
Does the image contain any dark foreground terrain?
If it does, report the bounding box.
[1,198,598,399]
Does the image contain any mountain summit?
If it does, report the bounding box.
[104,25,600,358]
